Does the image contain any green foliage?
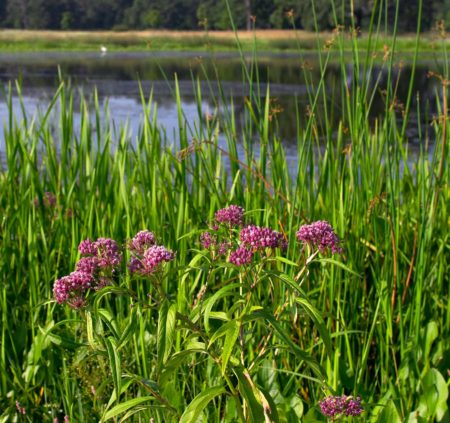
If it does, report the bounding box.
[0,0,449,420]
[0,0,448,31]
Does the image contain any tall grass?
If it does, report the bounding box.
[0,0,449,421]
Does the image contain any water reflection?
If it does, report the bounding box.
[0,51,443,153]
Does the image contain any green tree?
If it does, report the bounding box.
[0,0,444,32]
[6,0,29,28]
[269,0,301,29]
[433,0,450,29]
[0,0,6,25]
[196,0,246,30]
[252,0,275,28]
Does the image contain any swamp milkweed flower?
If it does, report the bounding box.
[127,230,175,276]
[78,238,122,268]
[53,271,94,309]
[214,205,244,227]
[75,257,100,275]
[92,238,122,268]
[54,237,123,308]
[240,225,287,251]
[78,239,97,255]
[228,246,253,266]
[199,232,230,256]
[128,230,157,255]
[200,232,216,249]
[296,221,343,254]
[141,246,176,273]
[319,395,363,418]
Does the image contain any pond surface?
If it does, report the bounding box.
[0,51,443,165]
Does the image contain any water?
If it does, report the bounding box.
[0,51,442,167]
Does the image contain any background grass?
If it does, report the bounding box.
[0,28,448,53]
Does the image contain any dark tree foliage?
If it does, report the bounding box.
[0,0,447,32]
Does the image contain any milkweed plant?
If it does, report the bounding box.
[53,206,363,422]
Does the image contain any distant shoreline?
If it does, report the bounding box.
[0,29,445,53]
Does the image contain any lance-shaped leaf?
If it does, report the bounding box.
[179,386,227,423]
[157,300,177,367]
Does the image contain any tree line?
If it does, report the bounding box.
[0,0,448,33]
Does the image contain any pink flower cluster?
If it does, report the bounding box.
[78,238,122,268]
[200,232,216,249]
[229,246,254,266]
[128,230,157,255]
[128,230,175,276]
[214,205,244,227]
[296,221,342,254]
[200,205,288,267]
[54,231,176,308]
[319,395,363,417]
[53,237,122,309]
[240,225,287,251]
[200,232,231,257]
[53,271,93,308]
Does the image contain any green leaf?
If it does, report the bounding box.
[209,320,237,346]
[157,300,177,367]
[117,312,138,350]
[221,320,240,374]
[234,367,265,423]
[86,310,96,349]
[179,386,227,423]
[274,256,299,267]
[423,321,439,363]
[288,395,304,420]
[267,271,305,296]
[160,348,207,387]
[104,336,121,399]
[258,386,281,423]
[295,297,333,360]
[105,378,135,411]
[102,396,154,421]
[42,330,84,349]
[376,400,402,423]
[316,258,362,277]
[203,283,241,333]
[418,368,449,421]
[98,308,119,339]
[250,310,326,379]
[208,311,230,322]
[119,405,158,422]
[304,407,326,422]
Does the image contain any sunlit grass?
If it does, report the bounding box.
[0,28,447,53]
